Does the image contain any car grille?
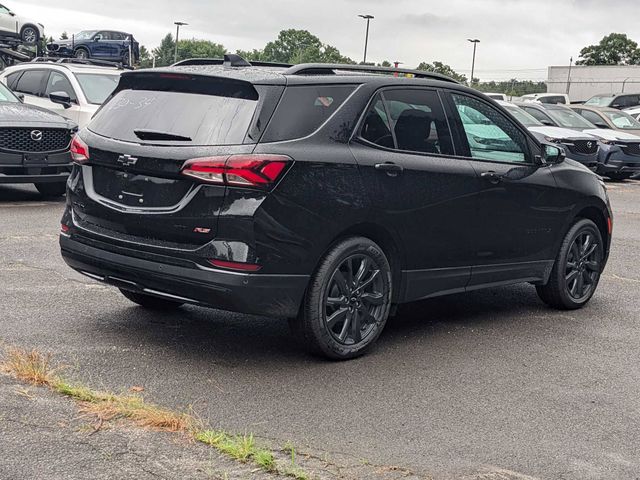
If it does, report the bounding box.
[622,143,640,156]
[0,128,71,153]
[568,140,598,155]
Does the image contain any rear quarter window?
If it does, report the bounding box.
[261,85,356,142]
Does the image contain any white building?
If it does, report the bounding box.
[547,65,640,102]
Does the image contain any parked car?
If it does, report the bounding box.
[0,80,76,196]
[519,102,640,180]
[585,93,640,110]
[0,61,122,129]
[0,2,44,45]
[59,58,612,359]
[498,101,600,168]
[570,105,640,136]
[46,30,139,65]
[622,106,640,120]
[520,93,570,105]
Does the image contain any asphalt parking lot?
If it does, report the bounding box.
[1,180,639,480]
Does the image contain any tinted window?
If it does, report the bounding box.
[603,110,640,129]
[14,70,47,96]
[522,107,554,125]
[74,73,119,105]
[5,72,22,90]
[579,110,607,126]
[262,85,355,142]
[452,94,529,163]
[45,72,77,102]
[383,89,453,155]
[360,94,394,148]
[503,105,542,127]
[546,108,595,129]
[89,89,258,145]
[110,32,126,40]
[539,96,566,104]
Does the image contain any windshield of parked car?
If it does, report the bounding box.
[546,108,596,128]
[0,82,19,103]
[603,110,640,129]
[74,31,97,41]
[585,95,614,107]
[74,73,120,105]
[503,105,542,127]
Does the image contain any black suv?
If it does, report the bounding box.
[60,57,613,359]
[0,81,77,196]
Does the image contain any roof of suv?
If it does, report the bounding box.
[4,61,123,75]
[127,57,461,87]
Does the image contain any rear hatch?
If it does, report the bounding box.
[73,71,283,250]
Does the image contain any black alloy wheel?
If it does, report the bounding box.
[294,237,392,360]
[536,218,604,309]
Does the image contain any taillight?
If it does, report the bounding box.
[181,155,291,189]
[70,136,90,164]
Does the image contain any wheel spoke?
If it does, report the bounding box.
[355,257,370,285]
[338,313,352,342]
[581,234,591,255]
[570,241,581,261]
[355,270,380,293]
[585,260,599,272]
[575,272,585,297]
[327,296,348,307]
[582,270,593,286]
[350,310,362,343]
[333,271,351,296]
[327,308,348,329]
[582,243,598,259]
[566,270,580,284]
[361,292,384,306]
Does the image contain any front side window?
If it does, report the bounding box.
[452,93,529,163]
[0,4,10,14]
[546,108,595,129]
[578,109,607,127]
[14,70,46,96]
[604,110,640,129]
[360,94,394,148]
[45,72,77,102]
[0,82,19,102]
[522,106,554,125]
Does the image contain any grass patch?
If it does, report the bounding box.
[2,346,312,479]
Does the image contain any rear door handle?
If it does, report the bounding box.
[375,162,404,176]
[481,170,502,184]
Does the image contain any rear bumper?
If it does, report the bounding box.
[60,233,309,318]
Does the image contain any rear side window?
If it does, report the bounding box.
[262,85,355,142]
[539,96,566,104]
[361,89,454,155]
[5,72,22,90]
[522,106,553,124]
[89,89,258,146]
[14,70,47,96]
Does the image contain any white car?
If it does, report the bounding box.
[0,62,121,128]
[623,106,640,121]
[520,93,570,105]
[484,93,508,101]
[0,2,44,45]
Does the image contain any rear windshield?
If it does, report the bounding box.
[89,89,258,145]
[261,85,356,142]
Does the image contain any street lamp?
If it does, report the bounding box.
[174,21,188,64]
[467,38,480,86]
[359,14,374,64]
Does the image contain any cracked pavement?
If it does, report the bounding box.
[1,180,639,480]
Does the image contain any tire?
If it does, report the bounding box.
[75,48,90,60]
[21,26,39,45]
[119,289,184,310]
[35,182,66,197]
[607,172,632,181]
[536,218,604,310]
[122,51,130,66]
[293,237,393,360]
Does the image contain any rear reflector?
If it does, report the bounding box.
[181,154,291,189]
[70,136,90,164]
[60,223,70,233]
[607,216,613,235]
[209,259,262,272]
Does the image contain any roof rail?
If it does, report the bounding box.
[284,63,459,83]
[172,56,292,68]
[52,57,133,70]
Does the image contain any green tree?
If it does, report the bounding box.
[577,33,640,65]
[258,29,354,64]
[416,61,467,83]
[475,79,547,97]
[60,31,68,40]
[176,39,226,61]
[139,45,153,68]
[152,33,176,67]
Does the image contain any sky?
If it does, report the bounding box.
[10,0,637,81]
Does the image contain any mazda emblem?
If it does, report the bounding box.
[30,130,43,141]
[586,141,593,149]
[117,154,139,167]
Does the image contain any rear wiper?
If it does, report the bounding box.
[134,129,192,141]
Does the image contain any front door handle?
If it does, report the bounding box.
[481,170,502,184]
[375,162,404,176]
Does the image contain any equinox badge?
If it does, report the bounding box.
[117,154,138,167]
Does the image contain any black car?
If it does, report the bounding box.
[47,30,140,66]
[0,81,77,196]
[59,57,613,359]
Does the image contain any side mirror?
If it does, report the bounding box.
[49,91,72,109]
[611,104,621,109]
[595,122,609,129]
[542,144,565,165]
[94,35,102,42]
[8,11,15,16]
[540,119,555,126]
[15,92,24,102]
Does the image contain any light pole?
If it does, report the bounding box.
[467,38,480,86]
[359,14,374,64]
[174,21,188,64]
